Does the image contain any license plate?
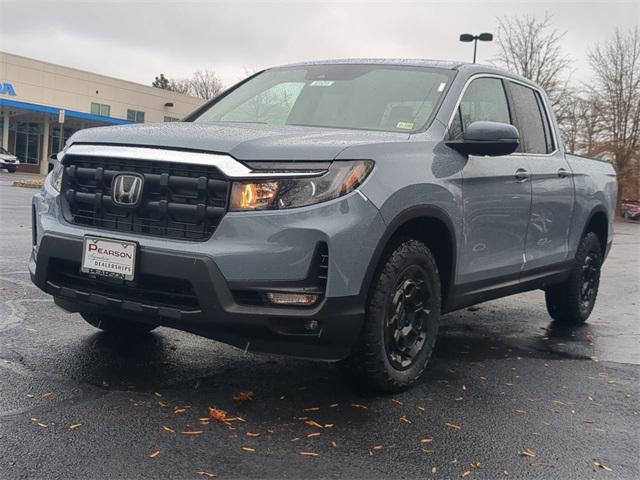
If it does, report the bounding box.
[81,236,137,281]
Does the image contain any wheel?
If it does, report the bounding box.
[81,313,157,335]
[7,166,16,173]
[347,239,441,392]
[545,232,603,324]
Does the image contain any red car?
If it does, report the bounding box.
[621,199,640,220]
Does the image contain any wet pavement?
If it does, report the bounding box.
[1,174,638,479]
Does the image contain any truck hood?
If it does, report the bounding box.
[68,122,408,161]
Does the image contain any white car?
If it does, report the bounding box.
[0,147,19,173]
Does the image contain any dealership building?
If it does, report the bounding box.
[0,52,205,173]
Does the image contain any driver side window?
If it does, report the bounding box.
[449,77,512,140]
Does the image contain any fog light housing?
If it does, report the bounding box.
[266,292,319,306]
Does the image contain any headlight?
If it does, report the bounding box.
[47,159,64,192]
[230,160,373,211]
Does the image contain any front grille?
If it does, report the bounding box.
[48,258,200,311]
[61,154,229,241]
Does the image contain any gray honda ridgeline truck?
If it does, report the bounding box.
[31,60,616,391]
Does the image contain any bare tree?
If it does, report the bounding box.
[189,70,224,100]
[588,27,640,204]
[168,78,192,96]
[493,13,573,111]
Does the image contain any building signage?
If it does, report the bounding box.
[0,82,17,96]
[59,109,65,124]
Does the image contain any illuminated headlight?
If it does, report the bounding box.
[230,160,373,211]
[47,160,64,192]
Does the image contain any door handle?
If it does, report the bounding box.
[557,168,569,178]
[514,168,530,182]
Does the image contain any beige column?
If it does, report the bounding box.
[2,110,8,151]
[40,115,50,175]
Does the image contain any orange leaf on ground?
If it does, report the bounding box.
[233,391,254,401]
[163,426,175,433]
[391,399,403,405]
[400,416,412,424]
[519,449,536,458]
[305,420,324,429]
[330,441,337,448]
[209,408,228,422]
[148,451,160,458]
[246,432,260,437]
[69,423,82,430]
[307,432,321,438]
[461,471,472,478]
[420,438,433,444]
[196,472,217,478]
[242,447,255,452]
[351,403,368,409]
[299,451,319,457]
[446,423,462,430]
[594,461,612,471]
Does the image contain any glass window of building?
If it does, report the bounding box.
[164,116,180,122]
[12,122,42,164]
[90,102,111,117]
[127,109,145,123]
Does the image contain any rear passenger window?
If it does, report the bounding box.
[508,82,549,154]
[534,90,555,153]
[449,77,511,140]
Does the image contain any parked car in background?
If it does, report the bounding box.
[621,199,640,220]
[0,146,19,173]
[31,60,617,391]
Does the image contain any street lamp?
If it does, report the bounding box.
[459,32,493,63]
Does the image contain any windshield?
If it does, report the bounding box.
[191,64,453,133]
[0,147,9,155]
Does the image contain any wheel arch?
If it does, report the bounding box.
[360,205,457,311]
[582,206,609,258]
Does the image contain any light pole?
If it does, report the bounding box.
[459,33,493,63]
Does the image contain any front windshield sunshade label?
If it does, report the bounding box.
[396,122,415,130]
[310,80,334,87]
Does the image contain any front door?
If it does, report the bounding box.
[449,77,532,287]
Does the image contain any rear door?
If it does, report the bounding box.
[506,81,574,271]
[450,77,533,287]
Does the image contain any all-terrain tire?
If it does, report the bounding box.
[348,239,441,392]
[545,232,603,324]
[81,313,158,335]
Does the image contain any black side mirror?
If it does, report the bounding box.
[446,121,520,157]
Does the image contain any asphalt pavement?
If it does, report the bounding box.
[1,171,638,479]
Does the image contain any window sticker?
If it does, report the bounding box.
[437,82,446,92]
[396,121,415,130]
[310,80,334,87]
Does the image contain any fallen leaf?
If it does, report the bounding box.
[462,471,472,478]
[351,403,368,409]
[163,426,175,433]
[307,432,321,438]
[421,438,433,444]
[417,406,426,412]
[299,451,319,457]
[196,472,217,478]
[446,422,462,430]
[174,408,187,414]
[209,407,228,422]
[329,403,339,408]
[305,420,324,429]
[69,423,82,430]
[41,392,54,398]
[153,392,162,397]
[233,391,254,402]
[181,430,204,436]
[400,416,412,424]
[291,437,300,442]
[373,445,383,450]
[391,399,403,405]
[242,447,255,452]
[246,432,261,437]
[324,423,334,428]
[514,409,526,414]
[304,407,321,412]
[36,422,48,428]
[148,450,160,458]
[330,441,337,448]
[593,461,612,472]
[431,466,437,474]
[519,449,536,458]
[471,462,481,469]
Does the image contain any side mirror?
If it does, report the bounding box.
[446,121,520,156]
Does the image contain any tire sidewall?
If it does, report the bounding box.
[369,241,441,386]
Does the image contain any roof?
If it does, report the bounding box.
[277,58,465,70]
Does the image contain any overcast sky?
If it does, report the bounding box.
[1,0,638,88]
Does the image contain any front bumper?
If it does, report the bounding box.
[30,233,364,360]
[31,183,386,360]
